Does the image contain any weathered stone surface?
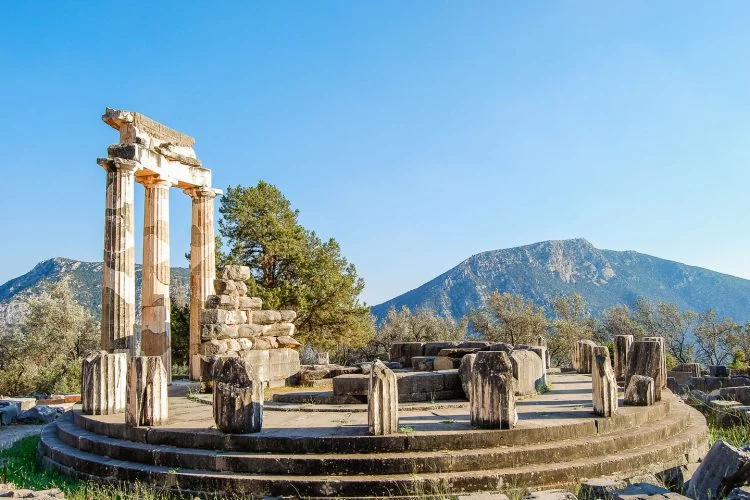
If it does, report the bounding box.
[614,335,634,380]
[484,343,513,352]
[368,360,399,435]
[238,324,265,338]
[470,351,516,429]
[437,347,482,358]
[237,338,253,350]
[264,322,296,337]
[251,310,282,325]
[459,353,477,397]
[710,365,730,377]
[727,486,750,500]
[212,357,263,433]
[241,348,300,385]
[624,374,655,406]
[575,340,597,374]
[276,336,301,348]
[411,356,436,371]
[644,336,667,389]
[315,351,330,365]
[719,386,750,405]
[592,345,618,417]
[198,355,218,392]
[611,482,679,499]
[687,440,750,500]
[81,351,127,415]
[510,350,544,395]
[222,265,252,282]
[205,294,239,310]
[201,309,246,325]
[434,356,462,370]
[253,337,273,350]
[0,398,35,411]
[0,405,19,425]
[213,279,237,294]
[529,345,548,387]
[238,297,263,310]
[579,477,626,500]
[202,339,227,356]
[625,340,663,401]
[201,323,239,340]
[16,405,60,424]
[389,342,425,367]
[126,356,168,427]
[523,489,577,500]
[673,362,702,377]
[424,342,460,357]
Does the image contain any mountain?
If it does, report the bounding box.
[0,258,190,327]
[371,238,750,324]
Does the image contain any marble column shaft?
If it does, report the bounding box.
[141,177,172,383]
[186,187,217,380]
[101,161,137,354]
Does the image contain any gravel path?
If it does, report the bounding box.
[0,424,44,450]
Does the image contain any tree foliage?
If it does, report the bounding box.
[369,306,467,357]
[468,291,548,346]
[693,309,740,365]
[218,181,373,353]
[0,280,99,396]
[549,293,597,365]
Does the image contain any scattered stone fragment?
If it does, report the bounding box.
[16,406,60,425]
[368,360,398,435]
[470,351,516,429]
[726,486,750,500]
[0,405,19,425]
[592,345,618,417]
[624,375,655,406]
[276,336,301,348]
[687,440,750,500]
[611,482,684,500]
[411,356,436,371]
[523,490,577,500]
[579,477,626,499]
[126,356,168,427]
[213,357,263,433]
[81,351,127,415]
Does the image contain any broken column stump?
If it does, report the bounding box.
[126,356,168,427]
[625,340,663,401]
[368,360,399,435]
[644,336,667,389]
[613,335,634,381]
[198,355,218,393]
[213,357,263,433]
[458,353,477,398]
[470,351,517,429]
[624,374,655,406]
[575,340,597,374]
[81,351,127,415]
[592,346,618,417]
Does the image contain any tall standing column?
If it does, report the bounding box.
[185,187,218,380]
[141,176,173,383]
[100,160,138,354]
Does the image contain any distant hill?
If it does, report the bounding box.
[371,238,750,324]
[0,257,190,327]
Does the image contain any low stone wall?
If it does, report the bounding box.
[333,370,463,403]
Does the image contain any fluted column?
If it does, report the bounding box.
[141,176,173,383]
[100,160,138,354]
[185,187,218,380]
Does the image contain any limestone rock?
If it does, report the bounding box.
[0,405,19,425]
[687,440,750,500]
[579,477,626,500]
[235,281,248,296]
[727,486,750,500]
[624,375,655,406]
[437,347,482,358]
[202,339,227,356]
[205,294,239,310]
[253,337,273,350]
[264,322,295,337]
[213,279,237,294]
[470,351,516,429]
[523,490,577,500]
[16,405,61,424]
[237,338,253,350]
[201,324,238,340]
[411,356,436,371]
[81,351,127,415]
[260,336,278,349]
[280,310,297,322]
[238,297,263,310]
[251,310,282,325]
[673,362,702,377]
[276,336,300,348]
[198,355,218,393]
[611,482,680,499]
[529,345,548,387]
[625,340,663,401]
[424,342,460,357]
[592,345,618,417]
[434,356,462,370]
[614,335,634,380]
[238,324,265,338]
[510,350,544,395]
[389,342,425,367]
[126,356,168,427]
[644,336,667,388]
[201,309,247,325]
[485,343,513,352]
[368,360,399,435]
[222,265,251,281]
[213,357,263,433]
[458,353,477,397]
[575,340,597,374]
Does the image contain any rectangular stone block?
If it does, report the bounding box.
[251,310,282,325]
[389,342,425,367]
[411,356,436,371]
[205,294,239,310]
[201,309,247,325]
[238,297,263,310]
[222,265,251,281]
[126,356,168,427]
[213,279,237,294]
[424,342,460,357]
[433,356,462,370]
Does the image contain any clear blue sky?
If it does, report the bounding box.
[1,2,749,305]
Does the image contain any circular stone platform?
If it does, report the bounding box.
[38,373,709,498]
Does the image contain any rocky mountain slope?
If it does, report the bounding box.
[371,239,750,323]
[0,258,190,327]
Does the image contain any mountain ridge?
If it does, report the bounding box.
[370,238,750,324]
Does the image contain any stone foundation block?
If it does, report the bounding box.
[201,309,247,325]
[251,310,282,325]
[126,356,168,427]
[389,342,425,367]
[213,357,263,433]
[238,297,263,310]
[624,374,655,406]
[510,350,544,395]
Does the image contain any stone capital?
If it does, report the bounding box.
[184,186,221,200]
[139,174,176,189]
[97,157,140,175]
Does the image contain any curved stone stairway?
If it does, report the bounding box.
[38,376,708,498]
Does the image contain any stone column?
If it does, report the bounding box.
[592,346,618,417]
[141,176,173,383]
[100,159,138,354]
[185,187,218,380]
[644,336,667,389]
[368,360,399,435]
[126,356,168,427]
[625,340,663,402]
[81,351,127,415]
[213,357,263,433]
[613,335,634,381]
[470,351,517,429]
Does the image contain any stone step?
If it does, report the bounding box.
[39,410,708,498]
[53,403,695,476]
[71,398,673,454]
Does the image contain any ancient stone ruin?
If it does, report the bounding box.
[125,356,168,427]
[81,351,126,415]
[368,360,399,435]
[613,334,633,381]
[591,345,618,417]
[470,351,517,429]
[212,357,263,433]
[625,339,664,403]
